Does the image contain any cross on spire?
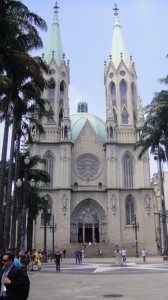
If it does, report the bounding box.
[53,1,60,14]
[113,3,119,16]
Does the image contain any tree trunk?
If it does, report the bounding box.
[4,117,16,249]
[10,126,21,249]
[27,214,33,252]
[0,116,10,251]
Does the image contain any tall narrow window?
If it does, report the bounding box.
[123,152,133,187]
[120,80,127,107]
[44,151,54,188]
[111,82,116,107]
[48,106,54,124]
[131,83,136,107]
[113,108,117,123]
[48,78,55,105]
[59,81,65,126]
[131,83,137,125]
[122,106,128,124]
[125,195,134,225]
[60,81,65,100]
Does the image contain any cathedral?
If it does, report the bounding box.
[31,3,157,255]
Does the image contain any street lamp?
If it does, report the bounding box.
[154,155,168,259]
[50,215,57,254]
[42,196,51,261]
[132,214,139,258]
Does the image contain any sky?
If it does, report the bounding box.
[1,0,168,176]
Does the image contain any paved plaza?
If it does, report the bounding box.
[28,256,168,299]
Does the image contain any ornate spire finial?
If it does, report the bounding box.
[53,1,60,14]
[113,3,119,16]
[120,52,123,59]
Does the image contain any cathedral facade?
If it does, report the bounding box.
[31,3,157,255]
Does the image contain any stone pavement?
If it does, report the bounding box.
[28,256,168,300]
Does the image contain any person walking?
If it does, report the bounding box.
[75,249,81,264]
[141,248,146,262]
[121,247,127,263]
[63,249,66,259]
[0,253,29,300]
[54,251,61,272]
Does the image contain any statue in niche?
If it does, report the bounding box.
[145,194,151,208]
[111,195,117,210]
[62,195,68,213]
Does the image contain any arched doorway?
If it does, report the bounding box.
[71,198,107,243]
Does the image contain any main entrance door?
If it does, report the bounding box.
[71,198,107,243]
[78,223,99,243]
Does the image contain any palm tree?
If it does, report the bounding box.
[135,89,168,257]
[4,55,50,249]
[15,153,50,252]
[0,0,47,250]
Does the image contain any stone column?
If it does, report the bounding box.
[83,223,85,243]
[92,223,95,243]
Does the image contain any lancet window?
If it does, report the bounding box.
[120,80,127,107]
[44,151,54,188]
[111,82,116,107]
[48,78,55,105]
[125,195,134,225]
[123,152,133,187]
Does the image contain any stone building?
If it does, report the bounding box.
[31,3,157,255]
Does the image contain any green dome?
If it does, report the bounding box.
[70,113,106,143]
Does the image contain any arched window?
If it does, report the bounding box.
[125,195,134,225]
[60,81,65,100]
[120,80,127,107]
[48,106,54,124]
[123,152,133,187]
[41,194,52,226]
[131,83,137,125]
[111,82,116,107]
[121,106,128,124]
[44,151,54,188]
[113,107,117,123]
[131,83,136,107]
[59,81,65,126]
[48,78,55,105]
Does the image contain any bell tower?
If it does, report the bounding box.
[104,4,143,143]
[42,1,71,141]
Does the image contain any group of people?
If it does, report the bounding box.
[74,249,85,264]
[113,245,147,263]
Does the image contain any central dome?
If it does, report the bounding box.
[70,112,106,143]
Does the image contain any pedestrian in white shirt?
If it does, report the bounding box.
[121,248,126,262]
[141,248,146,262]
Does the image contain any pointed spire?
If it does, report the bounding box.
[44,1,63,66]
[110,4,130,68]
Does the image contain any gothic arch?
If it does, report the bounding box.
[71,198,107,243]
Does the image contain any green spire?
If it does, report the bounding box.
[111,4,130,68]
[44,1,63,66]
